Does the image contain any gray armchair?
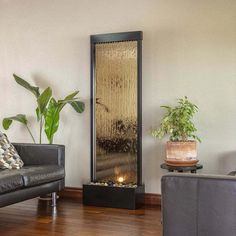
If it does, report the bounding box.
[161,173,236,236]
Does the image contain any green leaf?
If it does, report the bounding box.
[44,98,60,144]
[37,87,52,115]
[70,101,85,113]
[161,105,171,110]
[36,107,40,121]
[44,91,84,144]
[57,91,79,111]
[64,91,79,100]
[2,114,28,130]
[151,96,200,142]
[13,74,40,98]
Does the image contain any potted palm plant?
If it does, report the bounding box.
[2,74,85,144]
[2,74,85,200]
[151,96,201,166]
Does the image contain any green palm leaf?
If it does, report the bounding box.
[44,91,84,144]
[70,101,85,113]
[44,98,60,144]
[2,114,36,143]
[13,74,40,98]
[2,114,28,130]
[37,87,52,115]
[57,91,79,110]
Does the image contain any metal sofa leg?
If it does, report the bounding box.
[51,192,57,207]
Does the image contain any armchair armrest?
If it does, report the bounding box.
[161,173,236,236]
[13,143,65,167]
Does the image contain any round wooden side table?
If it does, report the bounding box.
[160,163,203,173]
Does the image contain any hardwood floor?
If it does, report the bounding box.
[0,199,162,236]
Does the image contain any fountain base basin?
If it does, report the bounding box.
[83,183,145,209]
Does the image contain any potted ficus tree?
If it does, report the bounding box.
[151,96,201,166]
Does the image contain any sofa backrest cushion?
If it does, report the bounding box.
[0,131,24,169]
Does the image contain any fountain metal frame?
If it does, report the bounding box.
[83,31,144,209]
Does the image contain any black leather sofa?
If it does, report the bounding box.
[161,173,236,236]
[0,143,65,208]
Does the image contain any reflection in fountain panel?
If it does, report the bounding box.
[95,41,138,184]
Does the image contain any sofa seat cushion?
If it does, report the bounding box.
[0,169,24,193]
[18,165,65,187]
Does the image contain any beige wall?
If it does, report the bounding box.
[0,0,236,193]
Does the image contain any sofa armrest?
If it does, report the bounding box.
[13,143,65,167]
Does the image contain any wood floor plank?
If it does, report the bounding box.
[0,199,162,236]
